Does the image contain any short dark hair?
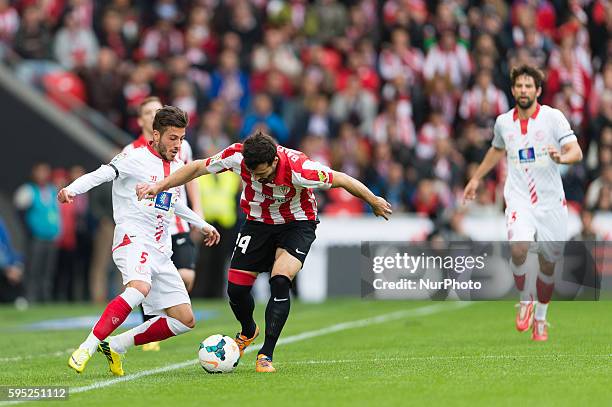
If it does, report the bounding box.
[138,96,162,116]
[242,131,277,170]
[510,64,544,89]
[152,105,188,135]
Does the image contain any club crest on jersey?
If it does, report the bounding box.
[518,147,536,163]
[154,191,173,211]
[317,170,328,183]
[278,186,290,195]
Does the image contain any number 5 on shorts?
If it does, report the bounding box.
[140,252,148,264]
[234,234,251,255]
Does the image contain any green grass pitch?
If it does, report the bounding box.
[0,299,610,406]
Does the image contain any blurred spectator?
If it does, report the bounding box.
[459,69,508,125]
[0,0,19,58]
[305,0,348,44]
[412,178,444,220]
[140,15,183,61]
[330,74,377,137]
[240,93,288,143]
[80,47,123,125]
[571,209,603,241]
[209,49,250,112]
[252,27,302,80]
[0,217,24,303]
[585,164,612,210]
[425,74,457,126]
[423,29,472,90]
[53,8,99,70]
[13,5,61,86]
[13,163,60,303]
[416,110,450,161]
[196,109,232,158]
[97,7,132,60]
[292,93,337,146]
[372,98,416,150]
[378,27,424,87]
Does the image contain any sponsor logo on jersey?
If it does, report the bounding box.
[110,152,128,164]
[154,192,173,211]
[518,147,536,163]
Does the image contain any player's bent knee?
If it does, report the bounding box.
[127,280,151,297]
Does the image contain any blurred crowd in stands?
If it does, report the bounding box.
[0,0,611,303]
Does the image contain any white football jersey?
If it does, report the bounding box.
[123,135,194,235]
[492,104,577,208]
[66,144,200,255]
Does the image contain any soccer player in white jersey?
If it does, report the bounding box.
[138,131,392,372]
[125,96,201,352]
[463,65,583,341]
[59,106,220,376]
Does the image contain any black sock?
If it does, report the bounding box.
[259,275,291,359]
[140,305,155,322]
[227,282,256,338]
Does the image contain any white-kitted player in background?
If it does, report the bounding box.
[59,106,220,376]
[463,65,583,341]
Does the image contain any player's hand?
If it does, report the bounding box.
[136,182,161,200]
[371,196,392,220]
[547,145,562,164]
[57,188,75,204]
[462,178,479,204]
[201,224,220,247]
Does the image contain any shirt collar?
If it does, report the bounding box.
[513,103,541,121]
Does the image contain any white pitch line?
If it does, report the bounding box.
[0,349,73,363]
[0,302,470,405]
[285,354,612,365]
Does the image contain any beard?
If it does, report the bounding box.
[158,143,177,161]
[516,96,535,109]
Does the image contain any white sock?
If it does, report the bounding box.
[109,316,191,354]
[535,302,549,321]
[510,259,531,303]
[110,316,161,354]
[120,287,146,308]
[166,316,192,335]
[79,331,101,356]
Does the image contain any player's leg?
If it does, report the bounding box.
[172,232,197,292]
[506,207,536,332]
[109,253,194,354]
[532,205,567,341]
[226,221,275,355]
[256,221,317,372]
[68,240,151,374]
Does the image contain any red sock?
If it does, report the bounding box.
[92,296,133,340]
[536,277,554,304]
[513,274,526,291]
[134,317,175,345]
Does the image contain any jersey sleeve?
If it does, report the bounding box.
[203,143,243,174]
[491,117,505,149]
[291,159,334,190]
[551,108,577,146]
[65,165,116,195]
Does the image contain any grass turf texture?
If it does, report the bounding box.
[0,300,610,406]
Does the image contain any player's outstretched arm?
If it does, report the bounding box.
[137,160,210,200]
[462,146,505,204]
[57,165,116,204]
[331,171,392,220]
[547,141,583,165]
[174,200,220,246]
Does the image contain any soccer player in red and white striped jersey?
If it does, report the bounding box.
[138,131,392,371]
[463,65,583,341]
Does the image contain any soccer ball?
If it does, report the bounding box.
[198,334,240,373]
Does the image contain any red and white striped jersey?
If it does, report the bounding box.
[124,135,194,235]
[492,104,577,208]
[204,144,334,224]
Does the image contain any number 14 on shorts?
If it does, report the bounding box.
[233,233,251,255]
